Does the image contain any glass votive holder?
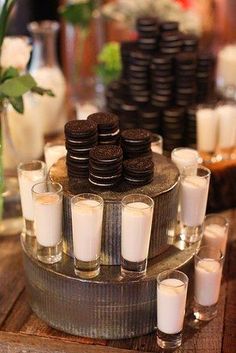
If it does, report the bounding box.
[32,182,63,264]
[17,160,46,238]
[151,134,163,155]
[121,194,154,278]
[44,141,66,171]
[180,166,211,243]
[194,246,224,321]
[157,270,189,349]
[71,193,104,279]
[202,214,229,255]
[171,147,199,174]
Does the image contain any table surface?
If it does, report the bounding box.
[0,209,235,353]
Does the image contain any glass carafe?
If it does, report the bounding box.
[28,21,67,135]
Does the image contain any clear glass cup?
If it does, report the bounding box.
[17,160,46,238]
[121,194,154,278]
[151,134,163,155]
[171,147,199,174]
[157,270,189,349]
[194,246,224,321]
[44,140,66,171]
[71,193,104,279]
[32,181,63,264]
[180,166,211,243]
[202,214,229,255]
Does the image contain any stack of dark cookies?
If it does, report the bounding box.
[121,129,152,159]
[64,120,98,178]
[87,112,120,145]
[162,107,185,151]
[106,17,215,152]
[185,106,197,148]
[89,145,123,187]
[123,157,154,186]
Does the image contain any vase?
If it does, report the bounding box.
[28,21,67,135]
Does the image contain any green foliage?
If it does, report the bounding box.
[96,42,122,85]
[0,0,16,47]
[60,1,96,28]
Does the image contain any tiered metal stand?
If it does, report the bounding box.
[22,154,198,339]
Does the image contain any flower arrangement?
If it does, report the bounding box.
[96,42,121,86]
[102,0,202,36]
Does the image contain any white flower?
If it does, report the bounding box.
[0,37,32,71]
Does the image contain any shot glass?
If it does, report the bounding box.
[157,270,189,349]
[44,141,66,171]
[171,147,199,174]
[151,134,163,155]
[194,246,224,321]
[32,182,63,264]
[180,165,211,243]
[121,194,154,278]
[17,160,46,238]
[202,214,229,255]
[71,193,104,279]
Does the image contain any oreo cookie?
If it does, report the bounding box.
[89,145,123,187]
[123,157,154,186]
[121,128,152,159]
[87,112,120,145]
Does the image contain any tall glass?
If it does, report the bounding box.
[180,166,211,243]
[17,160,46,238]
[202,214,229,255]
[71,193,104,279]
[194,246,224,321]
[171,147,199,174]
[44,141,66,171]
[157,270,189,349]
[32,182,63,264]
[121,194,154,278]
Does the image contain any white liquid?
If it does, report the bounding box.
[72,199,103,262]
[151,143,163,155]
[180,176,209,227]
[171,148,199,174]
[121,202,153,262]
[215,105,236,149]
[157,278,187,334]
[44,145,66,171]
[18,170,46,221]
[217,45,236,89]
[31,67,67,135]
[202,224,227,255]
[34,193,62,247]
[197,108,218,152]
[195,259,222,306]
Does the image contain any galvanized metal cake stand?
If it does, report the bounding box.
[22,153,198,339]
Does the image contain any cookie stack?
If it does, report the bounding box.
[162,107,185,151]
[87,112,120,145]
[139,104,161,133]
[136,17,158,52]
[185,106,197,147]
[159,23,183,56]
[120,100,139,129]
[121,129,152,159]
[182,34,198,53]
[65,120,97,178]
[123,157,154,186]
[89,145,123,187]
[196,53,215,103]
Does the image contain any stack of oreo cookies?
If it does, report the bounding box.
[196,53,215,103]
[182,34,198,53]
[89,145,123,187]
[123,157,154,186]
[151,55,174,108]
[139,104,161,133]
[120,41,138,80]
[87,112,120,145]
[175,53,197,107]
[119,100,139,130]
[162,107,185,151]
[65,120,97,178]
[136,17,158,52]
[159,25,183,56]
[185,106,197,147]
[121,128,152,159]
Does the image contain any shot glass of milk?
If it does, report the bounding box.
[121,194,154,278]
[17,160,46,238]
[151,134,163,155]
[202,214,229,255]
[71,193,104,279]
[44,141,66,172]
[32,182,63,264]
[180,165,211,243]
[194,246,224,321]
[157,270,189,349]
[171,147,199,174]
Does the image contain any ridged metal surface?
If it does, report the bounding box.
[22,237,198,340]
[50,154,179,265]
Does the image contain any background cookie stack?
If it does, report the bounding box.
[87,112,120,145]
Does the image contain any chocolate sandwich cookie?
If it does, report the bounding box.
[160,21,179,33]
[121,128,152,159]
[123,157,154,186]
[87,112,120,145]
[89,145,123,187]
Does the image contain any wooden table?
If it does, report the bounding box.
[0,209,235,353]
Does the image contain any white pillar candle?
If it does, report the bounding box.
[121,202,153,263]
[194,259,222,306]
[217,45,236,90]
[171,148,199,174]
[197,108,218,152]
[215,105,236,149]
[44,144,66,170]
[203,224,227,255]
[157,278,187,334]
